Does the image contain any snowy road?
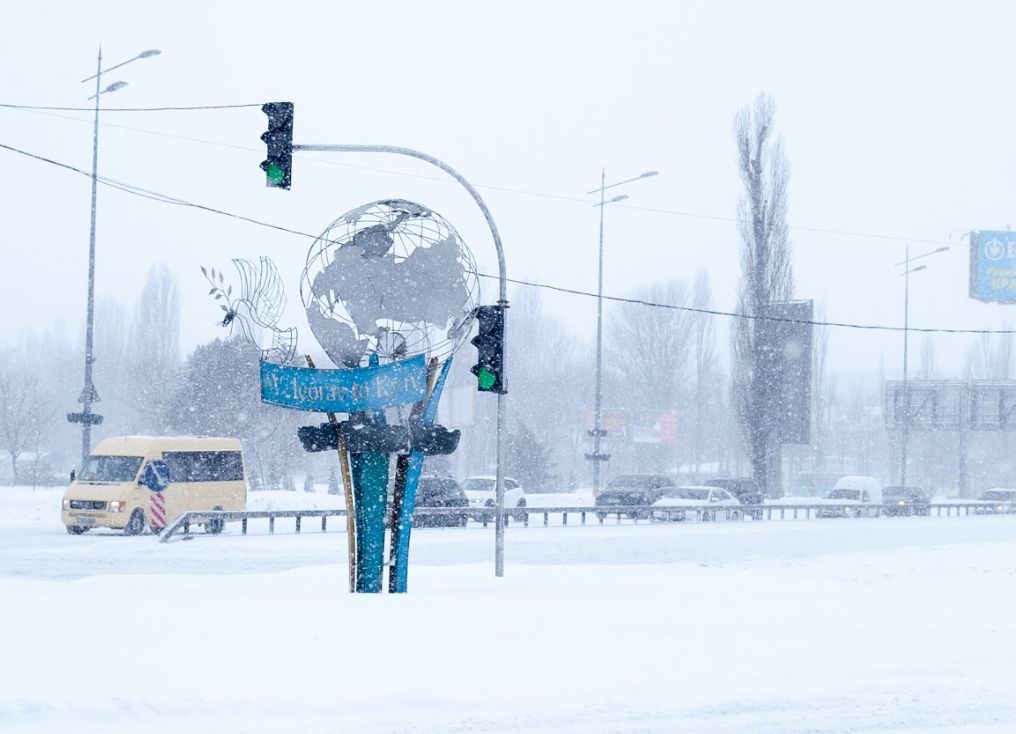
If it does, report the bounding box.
[6,487,1016,579]
[3,487,1016,733]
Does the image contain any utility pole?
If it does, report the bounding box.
[585,169,657,495]
[68,47,160,460]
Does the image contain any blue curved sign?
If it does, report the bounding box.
[143,460,171,493]
[260,355,429,413]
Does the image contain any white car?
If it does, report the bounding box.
[976,488,1016,514]
[817,475,883,518]
[651,486,741,522]
[462,476,527,521]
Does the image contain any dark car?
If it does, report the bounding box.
[704,477,765,504]
[413,476,469,527]
[704,477,765,518]
[883,486,931,516]
[595,474,676,519]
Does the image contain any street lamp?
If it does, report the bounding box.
[896,244,948,487]
[585,169,658,495]
[68,47,160,462]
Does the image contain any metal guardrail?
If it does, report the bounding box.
[158,501,1008,542]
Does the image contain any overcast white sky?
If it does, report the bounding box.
[3,0,1016,378]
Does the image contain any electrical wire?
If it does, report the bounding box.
[0,138,1007,335]
[0,102,262,112]
[0,102,975,250]
[479,275,1016,334]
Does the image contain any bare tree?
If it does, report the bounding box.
[731,93,795,495]
[605,280,693,473]
[967,333,992,379]
[810,309,835,471]
[0,356,41,485]
[691,271,721,480]
[509,287,584,479]
[993,322,1013,379]
[917,335,937,380]
[607,280,692,411]
[127,265,181,432]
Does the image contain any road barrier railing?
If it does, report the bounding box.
[158,501,1007,542]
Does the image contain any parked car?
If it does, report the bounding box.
[817,475,883,518]
[414,476,469,527]
[462,475,527,522]
[975,488,1016,514]
[652,486,741,522]
[595,474,676,520]
[883,486,931,516]
[704,477,765,518]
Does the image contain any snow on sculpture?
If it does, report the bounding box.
[300,199,480,368]
[203,258,298,364]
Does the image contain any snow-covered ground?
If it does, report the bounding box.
[3,486,1016,733]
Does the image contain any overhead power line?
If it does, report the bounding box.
[0,101,262,112]
[480,275,1015,334]
[0,138,1006,335]
[0,102,975,251]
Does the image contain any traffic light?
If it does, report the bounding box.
[470,305,505,394]
[260,102,293,189]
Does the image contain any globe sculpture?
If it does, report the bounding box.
[300,199,480,369]
[204,199,477,595]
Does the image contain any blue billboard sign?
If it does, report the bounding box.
[970,230,1016,303]
[260,355,428,413]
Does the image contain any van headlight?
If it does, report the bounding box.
[108,500,125,513]
[62,499,71,510]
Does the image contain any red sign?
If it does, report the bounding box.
[659,411,678,445]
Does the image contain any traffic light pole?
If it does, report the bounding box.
[292,143,509,577]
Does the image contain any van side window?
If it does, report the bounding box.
[161,451,244,483]
[862,490,870,502]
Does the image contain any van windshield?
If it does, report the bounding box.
[78,455,143,482]
[827,488,860,500]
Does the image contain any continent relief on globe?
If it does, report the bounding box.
[308,232,471,366]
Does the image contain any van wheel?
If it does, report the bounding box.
[124,509,145,536]
[66,525,89,535]
[514,499,527,522]
[205,506,225,534]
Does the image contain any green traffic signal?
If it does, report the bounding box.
[265,161,286,186]
[260,101,294,189]
[470,305,505,394]
[476,367,496,391]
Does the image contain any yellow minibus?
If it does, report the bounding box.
[61,436,246,535]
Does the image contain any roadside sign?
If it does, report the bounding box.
[970,230,1016,303]
[142,461,171,492]
[149,492,167,532]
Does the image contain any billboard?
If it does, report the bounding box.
[969,382,1016,430]
[884,380,1016,431]
[970,230,1016,303]
[769,300,813,445]
[884,380,964,430]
